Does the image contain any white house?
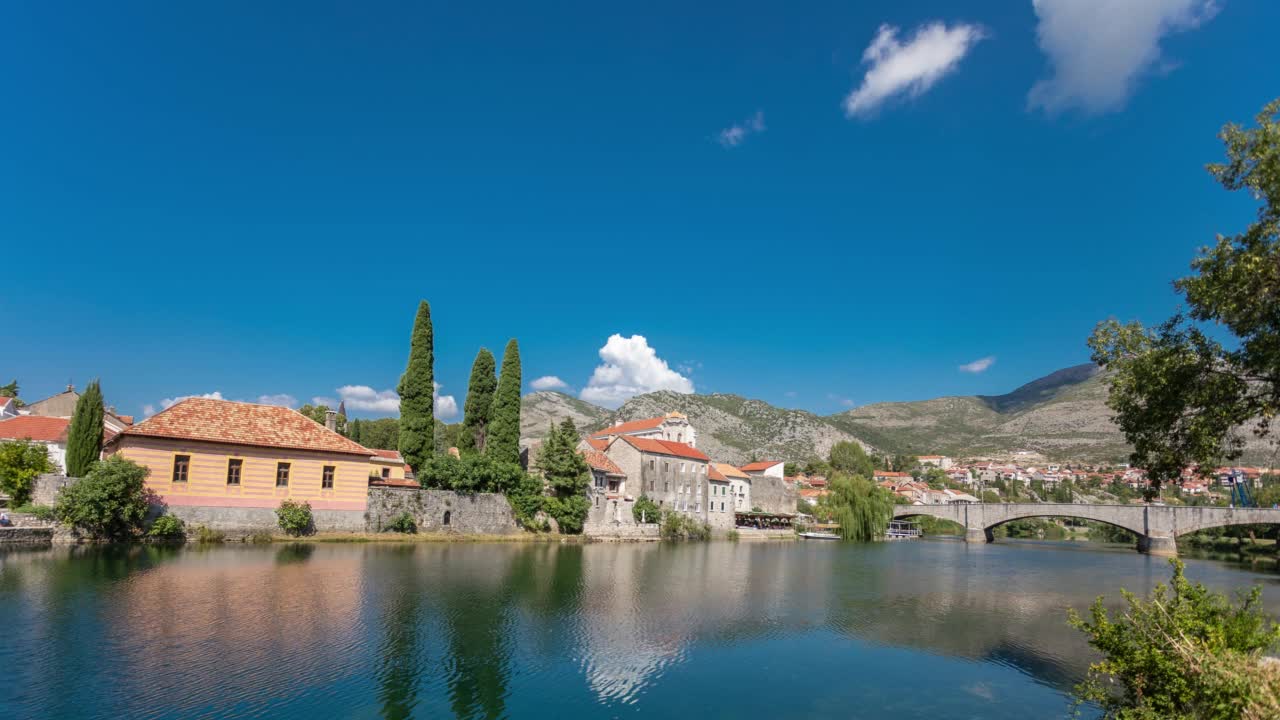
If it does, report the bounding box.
[0,416,70,473]
[739,460,785,480]
[714,463,752,512]
[589,412,698,447]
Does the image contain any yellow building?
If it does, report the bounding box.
[106,398,375,527]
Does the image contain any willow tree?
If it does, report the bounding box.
[398,301,434,472]
[822,474,895,542]
[65,380,104,477]
[459,348,497,454]
[486,339,521,465]
[1089,98,1280,492]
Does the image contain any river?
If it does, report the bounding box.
[1,538,1278,719]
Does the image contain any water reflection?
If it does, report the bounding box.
[2,539,1278,719]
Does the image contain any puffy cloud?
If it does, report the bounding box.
[434,382,458,420]
[959,356,996,374]
[255,393,297,407]
[531,375,569,391]
[717,111,765,148]
[844,22,986,117]
[580,334,694,408]
[323,383,457,419]
[1028,0,1218,114]
[146,391,225,416]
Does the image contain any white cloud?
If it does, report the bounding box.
[580,334,694,408]
[147,391,225,416]
[844,21,986,117]
[1028,0,1218,114]
[827,393,856,408]
[142,404,156,417]
[959,356,996,374]
[531,375,569,391]
[717,111,765,148]
[323,383,457,419]
[255,393,297,407]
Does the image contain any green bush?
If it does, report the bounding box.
[246,531,273,544]
[506,472,546,529]
[544,494,590,535]
[12,503,55,521]
[661,512,710,541]
[632,495,660,524]
[147,513,186,540]
[54,456,151,539]
[388,512,417,534]
[416,454,528,494]
[0,440,54,506]
[275,499,314,536]
[1069,558,1280,719]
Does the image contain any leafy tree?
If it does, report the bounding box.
[434,420,467,454]
[398,301,434,472]
[459,348,497,454]
[818,473,895,542]
[275,499,314,536]
[632,494,660,523]
[536,419,591,533]
[355,418,399,450]
[783,462,800,477]
[297,403,347,434]
[54,455,151,539]
[0,440,54,506]
[1090,99,1280,493]
[829,441,875,479]
[980,490,1002,503]
[0,379,23,407]
[1070,559,1280,719]
[486,339,521,465]
[65,379,104,477]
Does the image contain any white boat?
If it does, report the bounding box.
[799,531,840,540]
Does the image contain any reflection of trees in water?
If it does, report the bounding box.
[375,546,425,720]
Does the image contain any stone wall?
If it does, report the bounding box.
[750,476,797,515]
[165,505,365,536]
[365,487,522,535]
[31,474,76,506]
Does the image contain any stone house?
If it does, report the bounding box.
[105,397,375,532]
[0,415,71,472]
[369,448,416,487]
[714,463,751,512]
[598,434,712,518]
[705,465,734,530]
[740,460,784,480]
[583,448,634,530]
[918,455,953,470]
[589,412,698,447]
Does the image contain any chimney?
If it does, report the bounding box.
[324,409,337,432]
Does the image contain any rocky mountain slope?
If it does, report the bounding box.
[519,365,1280,465]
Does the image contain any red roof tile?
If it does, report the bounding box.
[714,463,750,479]
[740,460,782,472]
[581,449,624,475]
[591,416,665,438]
[116,398,373,456]
[371,448,403,460]
[116,415,135,425]
[0,416,70,443]
[583,437,609,451]
[708,464,728,482]
[0,397,11,409]
[619,435,709,461]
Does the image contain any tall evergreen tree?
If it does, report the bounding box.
[459,348,497,454]
[486,339,521,465]
[65,380,104,477]
[398,301,434,472]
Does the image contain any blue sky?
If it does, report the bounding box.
[3,1,1278,419]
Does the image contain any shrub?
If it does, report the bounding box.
[193,525,225,544]
[246,532,273,544]
[506,472,546,529]
[12,503,55,521]
[0,440,54,506]
[725,529,740,541]
[1069,558,1280,719]
[544,494,590,535]
[147,514,186,540]
[54,456,151,539]
[661,512,710,541]
[275,499,314,536]
[388,512,417,534]
[632,495,660,524]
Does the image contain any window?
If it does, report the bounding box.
[442,510,451,526]
[322,465,335,489]
[381,467,390,479]
[649,479,655,491]
[172,455,190,483]
[595,473,605,489]
[649,459,655,470]
[276,462,291,487]
[664,461,669,472]
[680,462,685,473]
[664,481,669,492]
[721,502,725,512]
[226,458,242,485]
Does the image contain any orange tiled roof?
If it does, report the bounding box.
[619,435,709,461]
[116,414,135,425]
[714,463,750,479]
[591,416,666,438]
[583,437,609,451]
[0,416,70,443]
[371,448,403,460]
[799,488,828,498]
[581,449,624,476]
[708,464,728,482]
[874,471,911,478]
[0,397,11,409]
[117,398,373,456]
[740,460,782,472]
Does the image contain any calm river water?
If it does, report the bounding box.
[2,538,1278,719]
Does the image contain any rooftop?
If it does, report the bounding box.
[582,449,625,476]
[0,415,70,443]
[618,435,709,461]
[590,416,666,438]
[739,460,782,472]
[714,463,750,479]
[116,398,374,456]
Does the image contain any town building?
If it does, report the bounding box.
[715,463,751,511]
[0,415,72,471]
[739,459,784,479]
[917,455,953,470]
[105,397,375,532]
[706,465,734,530]
[369,449,417,488]
[589,412,698,447]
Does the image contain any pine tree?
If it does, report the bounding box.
[65,380,104,477]
[486,338,521,465]
[540,420,589,496]
[398,301,434,472]
[459,348,497,454]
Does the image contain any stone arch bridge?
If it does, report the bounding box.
[893,503,1280,556]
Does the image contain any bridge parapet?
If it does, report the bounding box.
[891,503,1280,557]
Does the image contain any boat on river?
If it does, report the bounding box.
[799,522,840,540]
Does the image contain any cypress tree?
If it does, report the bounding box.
[397,301,434,472]
[486,338,521,465]
[65,380,104,477]
[459,348,497,454]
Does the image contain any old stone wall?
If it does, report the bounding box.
[750,476,797,515]
[165,505,365,537]
[30,474,76,506]
[365,487,522,535]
